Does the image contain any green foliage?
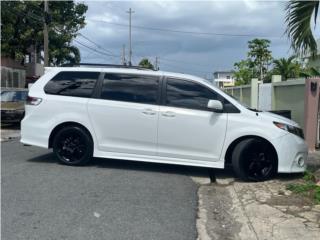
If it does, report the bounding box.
[300,66,320,78]
[286,171,320,204]
[233,60,254,85]
[303,170,316,182]
[247,38,273,81]
[233,38,272,85]
[272,56,302,80]
[285,0,319,56]
[138,58,154,70]
[1,0,87,65]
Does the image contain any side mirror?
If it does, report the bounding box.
[207,100,223,113]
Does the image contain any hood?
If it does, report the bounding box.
[259,111,300,127]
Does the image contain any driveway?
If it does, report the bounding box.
[1,140,202,240]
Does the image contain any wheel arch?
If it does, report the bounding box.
[224,135,278,166]
[48,121,94,148]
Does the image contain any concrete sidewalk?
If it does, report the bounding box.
[197,154,320,240]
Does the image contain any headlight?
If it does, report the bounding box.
[273,122,304,139]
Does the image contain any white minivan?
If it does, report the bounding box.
[21,65,308,181]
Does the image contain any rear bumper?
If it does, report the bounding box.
[271,133,308,173]
[20,117,49,148]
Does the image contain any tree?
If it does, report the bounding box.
[233,60,254,85]
[1,0,87,65]
[138,58,154,70]
[272,56,302,80]
[300,66,320,77]
[285,0,319,56]
[247,39,273,82]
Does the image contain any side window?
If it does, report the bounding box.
[166,78,218,111]
[101,74,159,104]
[44,71,99,98]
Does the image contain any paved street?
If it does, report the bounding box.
[2,140,201,240]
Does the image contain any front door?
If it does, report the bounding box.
[157,78,228,162]
[88,73,160,156]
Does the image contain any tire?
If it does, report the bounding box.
[232,138,277,181]
[52,126,93,166]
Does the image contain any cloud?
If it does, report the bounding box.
[75,0,293,77]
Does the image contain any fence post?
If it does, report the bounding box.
[304,78,320,151]
[271,75,281,110]
[251,78,258,108]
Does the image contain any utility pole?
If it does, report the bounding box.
[121,44,126,65]
[155,56,159,70]
[43,0,49,67]
[126,8,134,66]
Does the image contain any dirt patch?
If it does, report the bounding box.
[266,193,314,207]
[198,184,241,240]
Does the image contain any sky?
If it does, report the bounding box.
[74,0,296,79]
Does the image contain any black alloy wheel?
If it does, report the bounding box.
[232,138,277,181]
[53,126,93,166]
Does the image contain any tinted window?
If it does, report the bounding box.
[101,74,159,104]
[166,78,218,111]
[44,71,99,98]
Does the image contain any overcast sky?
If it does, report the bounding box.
[74,0,295,78]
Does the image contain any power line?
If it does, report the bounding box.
[91,20,282,39]
[78,33,118,56]
[73,39,118,59]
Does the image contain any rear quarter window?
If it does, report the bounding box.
[44,71,99,98]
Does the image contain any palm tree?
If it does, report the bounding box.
[285,0,319,56]
[300,66,320,77]
[273,56,301,80]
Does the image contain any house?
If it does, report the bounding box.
[1,57,26,88]
[213,71,235,88]
[301,39,320,71]
[1,46,44,89]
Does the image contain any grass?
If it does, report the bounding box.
[286,171,320,204]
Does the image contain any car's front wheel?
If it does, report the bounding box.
[232,138,277,181]
[52,126,93,166]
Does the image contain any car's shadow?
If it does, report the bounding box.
[27,152,305,182]
[27,152,213,179]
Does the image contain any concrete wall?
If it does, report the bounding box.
[223,78,306,128]
[272,79,305,129]
[224,85,251,106]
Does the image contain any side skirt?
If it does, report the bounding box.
[93,150,225,169]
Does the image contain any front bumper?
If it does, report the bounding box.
[271,133,308,173]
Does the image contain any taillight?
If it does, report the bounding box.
[26,96,42,105]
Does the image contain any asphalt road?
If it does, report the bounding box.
[2,139,203,240]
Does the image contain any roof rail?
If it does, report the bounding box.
[60,63,156,71]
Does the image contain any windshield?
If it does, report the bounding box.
[1,91,28,102]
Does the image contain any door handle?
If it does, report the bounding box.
[142,109,156,115]
[162,111,175,117]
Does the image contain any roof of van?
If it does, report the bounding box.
[45,66,209,85]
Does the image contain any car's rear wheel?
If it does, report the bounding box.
[232,138,277,181]
[52,126,93,166]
